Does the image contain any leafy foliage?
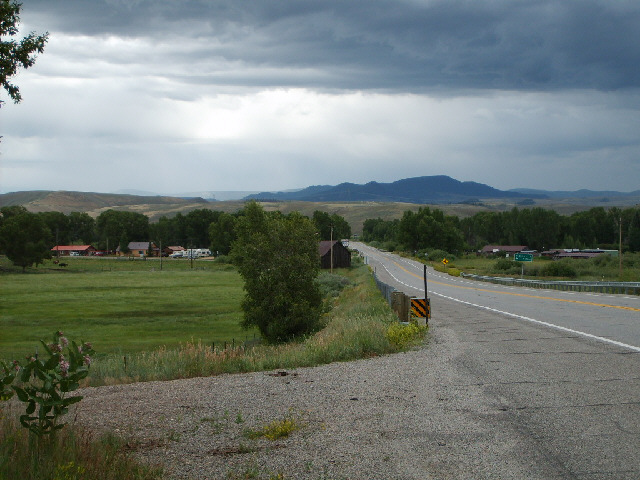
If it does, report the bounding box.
[0,210,52,271]
[232,201,322,343]
[0,0,49,104]
[1,331,94,436]
[312,210,351,240]
[96,210,149,250]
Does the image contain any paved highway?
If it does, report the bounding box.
[353,242,640,351]
[352,242,640,478]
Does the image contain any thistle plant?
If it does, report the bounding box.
[0,331,95,436]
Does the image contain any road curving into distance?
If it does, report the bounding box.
[353,242,640,352]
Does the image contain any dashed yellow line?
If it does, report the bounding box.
[392,260,640,313]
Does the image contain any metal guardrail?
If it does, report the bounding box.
[460,273,640,295]
[374,274,396,304]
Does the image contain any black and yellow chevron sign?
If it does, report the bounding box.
[411,298,431,319]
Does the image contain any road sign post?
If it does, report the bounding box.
[514,253,533,262]
[514,253,533,278]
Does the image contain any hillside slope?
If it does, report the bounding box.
[0,190,210,218]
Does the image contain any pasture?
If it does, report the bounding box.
[0,256,254,361]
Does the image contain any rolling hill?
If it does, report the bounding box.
[2,176,637,235]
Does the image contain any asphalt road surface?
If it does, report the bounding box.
[353,242,640,479]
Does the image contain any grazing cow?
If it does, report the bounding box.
[59,263,68,267]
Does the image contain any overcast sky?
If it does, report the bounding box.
[2,0,640,196]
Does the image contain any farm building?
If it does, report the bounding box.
[319,240,351,269]
[116,242,160,257]
[51,245,96,256]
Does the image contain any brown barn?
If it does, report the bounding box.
[319,241,351,269]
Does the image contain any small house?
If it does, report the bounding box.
[51,245,96,256]
[165,246,185,255]
[319,240,351,269]
[117,242,159,257]
[479,245,528,256]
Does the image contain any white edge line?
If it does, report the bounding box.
[371,255,640,354]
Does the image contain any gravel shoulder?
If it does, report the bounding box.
[66,301,568,480]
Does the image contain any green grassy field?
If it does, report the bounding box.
[0,256,255,361]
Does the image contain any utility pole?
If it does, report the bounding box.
[330,225,334,274]
[619,216,623,278]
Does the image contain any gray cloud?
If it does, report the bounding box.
[3,0,639,195]
[25,0,640,92]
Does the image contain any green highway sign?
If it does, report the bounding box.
[514,253,533,262]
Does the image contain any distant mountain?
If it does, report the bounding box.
[245,175,544,203]
[113,189,261,201]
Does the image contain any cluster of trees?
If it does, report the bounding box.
[0,205,352,268]
[363,206,640,254]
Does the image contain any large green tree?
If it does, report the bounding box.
[628,209,640,253]
[397,207,464,253]
[208,212,237,255]
[0,211,52,271]
[0,0,48,105]
[312,211,351,241]
[96,210,149,250]
[184,209,220,247]
[231,201,322,343]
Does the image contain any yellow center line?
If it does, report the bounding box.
[392,260,640,312]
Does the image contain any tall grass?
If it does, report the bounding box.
[0,410,163,480]
[87,261,416,386]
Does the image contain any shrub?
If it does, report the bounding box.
[386,322,426,350]
[316,272,352,298]
[491,258,520,275]
[540,260,577,278]
[447,268,462,277]
[213,255,232,264]
[426,249,453,262]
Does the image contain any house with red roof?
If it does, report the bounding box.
[51,245,96,256]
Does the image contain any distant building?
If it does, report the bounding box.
[116,242,159,257]
[319,240,351,269]
[479,245,528,256]
[553,251,605,260]
[165,245,185,256]
[51,245,96,256]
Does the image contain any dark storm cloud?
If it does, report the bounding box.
[26,0,640,92]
